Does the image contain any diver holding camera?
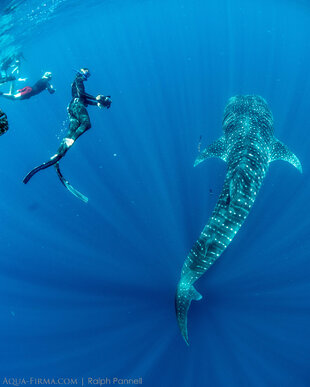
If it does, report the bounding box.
[23,68,112,202]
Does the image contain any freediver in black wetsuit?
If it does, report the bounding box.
[23,68,111,202]
[0,71,55,100]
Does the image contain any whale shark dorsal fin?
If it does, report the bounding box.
[194,136,227,167]
[270,139,302,173]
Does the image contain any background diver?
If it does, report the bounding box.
[23,68,111,202]
[0,71,55,100]
[0,52,25,93]
[0,74,16,85]
[0,108,9,136]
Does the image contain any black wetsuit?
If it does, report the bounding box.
[33,78,54,95]
[71,74,97,107]
[57,74,97,156]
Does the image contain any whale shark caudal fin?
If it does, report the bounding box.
[194,136,227,167]
[175,282,202,345]
[55,163,88,203]
[270,139,302,173]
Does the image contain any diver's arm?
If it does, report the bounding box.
[82,91,97,100]
[85,99,97,106]
[76,76,97,100]
[76,77,111,107]
[79,90,97,101]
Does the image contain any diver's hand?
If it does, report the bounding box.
[96,94,112,109]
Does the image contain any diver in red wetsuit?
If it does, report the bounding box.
[0,71,55,100]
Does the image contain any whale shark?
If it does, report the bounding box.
[175,95,302,345]
[0,108,9,136]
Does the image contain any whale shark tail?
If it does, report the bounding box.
[175,281,202,345]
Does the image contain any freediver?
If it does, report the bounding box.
[0,71,55,100]
[0,52,26,93]
[1,53,23,75]
[23,68,111,202]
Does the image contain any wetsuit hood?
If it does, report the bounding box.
[42,71,52,80]
[75,68,90,81]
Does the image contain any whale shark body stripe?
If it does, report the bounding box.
[175,95,302,345]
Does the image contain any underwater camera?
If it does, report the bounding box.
[96,95,112,109]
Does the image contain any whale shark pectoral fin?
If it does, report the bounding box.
[175,282,202,345]
[194,136,227,167]
[270,139,302,173]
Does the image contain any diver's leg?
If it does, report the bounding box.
[53,104,91,202]
[57,102,91,157]
[25,101,92,184]
[23,154,62,184]
[9,63,20,94]
[9,80,16,95]
[23,123,75,184]
[23,102,77,184]
[0,92,18,100]
[68,114,91,143]
[68,100,91,138]
[71,107,91,141]
[57,117,80,157]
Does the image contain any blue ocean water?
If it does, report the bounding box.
[0,0,309,385]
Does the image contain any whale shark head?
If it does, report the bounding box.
[223,95,274,136]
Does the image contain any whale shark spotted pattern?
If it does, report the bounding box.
[175,95,302,345]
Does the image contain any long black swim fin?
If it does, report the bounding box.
[55,163,88,203]
[23,154,62,184]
